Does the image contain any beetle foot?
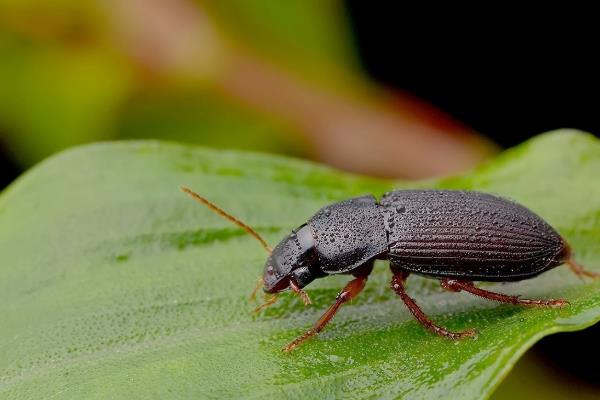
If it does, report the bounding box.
[283,329,316,353]
[290,280,312,306]
[523,298,570,308]
[432,326,478,340]
[440,279,570,308]
[452,327,478,340]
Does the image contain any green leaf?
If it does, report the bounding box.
[1,129,599,399]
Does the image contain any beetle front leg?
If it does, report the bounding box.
[283,275,368,352]
[440,279,569,307]
[391,270,477,340]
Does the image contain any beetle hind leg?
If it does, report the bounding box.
[566,258,600,279]
[391,270,477,340]
[441,279,569,307]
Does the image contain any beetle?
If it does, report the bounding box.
[181,187,598,352]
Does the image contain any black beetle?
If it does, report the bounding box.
[182,187,597,352]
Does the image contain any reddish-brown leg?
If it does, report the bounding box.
[391,270,477,340]
[283,275,368,352]
[441,279,569,307]
[290,279,312,306]
[566,258,600,279]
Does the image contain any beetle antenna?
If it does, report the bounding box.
[249,277,264,301]
[181,186,273,254]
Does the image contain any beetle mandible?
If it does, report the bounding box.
[181,187,598,352]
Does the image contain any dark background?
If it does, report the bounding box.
[345,3,600,147]
[0,141,18,189]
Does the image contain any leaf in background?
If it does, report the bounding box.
[114,89,308,158]
[0,0,357,167]
[203,0,360,83]
[0,38,133,166]
[1,130,599,399]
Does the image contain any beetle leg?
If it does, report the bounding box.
[253,294,279,314]
[391,270,477,340]
[566,258,600,279]
[290,279,312,306]
[283,275,367,352]
[441,279,569,307]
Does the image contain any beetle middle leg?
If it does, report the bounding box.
[391,269,477,340]
[440,279,569,307]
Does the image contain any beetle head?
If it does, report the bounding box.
[180,187,321,300]
[263,224,320,293]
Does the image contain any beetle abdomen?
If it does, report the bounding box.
[381,190,568,281]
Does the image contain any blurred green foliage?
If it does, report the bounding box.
[204,0,359,76]
[116,89,309,157]
[0,0,353,166]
